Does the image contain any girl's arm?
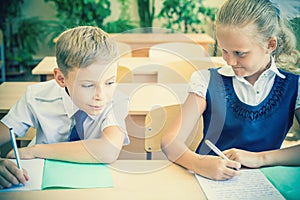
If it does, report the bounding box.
[161,93,241,180]
[224,145,300,168]
[6,126,125,164]
[224,108,300,168]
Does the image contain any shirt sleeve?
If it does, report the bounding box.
[101,91,130,145]
[188,70,210,98]
[1,87,37,137]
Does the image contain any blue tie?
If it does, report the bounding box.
[69,110,88,141]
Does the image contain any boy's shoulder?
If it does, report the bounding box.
[26,80,64,99]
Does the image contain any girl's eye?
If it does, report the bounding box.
[234,51,246,57]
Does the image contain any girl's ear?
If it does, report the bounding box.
[53,68,67,87]
[267,36,277,53]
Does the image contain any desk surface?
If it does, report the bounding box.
[0,82,38,114]
[0,160,206,200]
[0,82,188,115]
[32,56,226,76]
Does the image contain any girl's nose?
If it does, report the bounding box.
[224,54,238,66]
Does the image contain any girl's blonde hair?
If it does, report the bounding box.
[55,26,119,77]
[216,0,299,71]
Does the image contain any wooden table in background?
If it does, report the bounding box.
[32,56,226,82]
[110,33,215,57]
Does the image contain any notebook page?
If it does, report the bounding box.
[41,159,113,189]
[0,159,44,192]
[195,169,284,200]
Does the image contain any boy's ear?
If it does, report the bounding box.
[267,36,277,53]
[53,68,67,87]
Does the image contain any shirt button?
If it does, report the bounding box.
[256,91,260,94]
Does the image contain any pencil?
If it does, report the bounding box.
[205,139,229,160]
[9,128,22,170]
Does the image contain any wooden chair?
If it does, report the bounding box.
[149,42,207,60]
[157,59,224,83]
[145,104,203,160]
[116,65,133,83]
[117,42,132,58]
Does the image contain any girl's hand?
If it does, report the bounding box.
[223,148,262,168]
[195,155,241,180]
[0,158,29,189]
[6,146,35,160]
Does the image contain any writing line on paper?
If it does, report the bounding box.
[0,159,44,192]
[41,159,113,189]
[195,169,284,200]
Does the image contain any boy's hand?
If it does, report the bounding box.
[6,147,35,160]
[223,148,262,168]
[0,158,29,189]
[195,155,241,180]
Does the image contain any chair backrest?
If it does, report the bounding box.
[116,65,133,83]
[117,42,132,57]
[149,42,207,60]
[157,59,224,83]
[145,104,203,158]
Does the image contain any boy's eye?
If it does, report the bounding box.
[106,81,115,86]
[81,84,94,88]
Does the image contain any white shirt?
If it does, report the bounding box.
[189,58,300,109]
[1,80,129,145]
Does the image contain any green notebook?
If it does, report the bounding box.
[41,159,113,189]
[261,166,300,200]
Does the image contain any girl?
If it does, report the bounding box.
[161,0,300,180]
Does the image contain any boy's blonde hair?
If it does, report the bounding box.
[55,26,119,76]
[216,0,299,70]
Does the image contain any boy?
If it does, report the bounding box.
[0,26,129,188]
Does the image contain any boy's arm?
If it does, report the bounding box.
[161,94,241,180]
[7,126,125,164]
[0,122,11,146]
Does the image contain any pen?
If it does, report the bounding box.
[205,139,229,160]
[9,128,22,170]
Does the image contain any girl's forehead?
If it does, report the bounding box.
[216,26,258,50]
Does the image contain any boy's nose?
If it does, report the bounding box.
[93,86,103,100]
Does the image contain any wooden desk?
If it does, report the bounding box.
[0,82,38,114]
[110,33,215,57]
[32,56,56,81]
[0,160,206,199]
[32,56,226,82]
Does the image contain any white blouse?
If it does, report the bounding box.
[189,58,300,109]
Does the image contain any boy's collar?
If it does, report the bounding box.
[61,87,79,118]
